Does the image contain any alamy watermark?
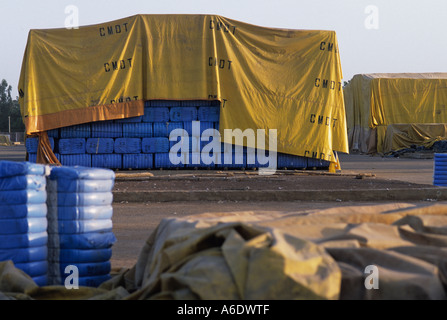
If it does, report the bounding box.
[169,121,278,175]
[65,5,79,29]
[364,5,379,30]
[364,265,379,289]
[64,265,79,289]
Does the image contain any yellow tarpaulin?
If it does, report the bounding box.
[344,73,447,154]
[19,14,348,162]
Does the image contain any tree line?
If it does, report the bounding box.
[0,79,25,133]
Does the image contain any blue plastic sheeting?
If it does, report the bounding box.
[86,138,114,154]
[26,137,55,153]
[91,122,123,138]
[153,122,183,137]
[277,153,307,169]
[0,189,46,205]
[54,178,114,193]
[0,161,46,178]
[60,124,91,138]
[60,154,91,167]
[122,123,153,138]
[57,232,116,249]
[154,153,185,168]
[0,203,47,219]
[142,137,169,153]
[114,115,143,123]
[58,138,86,154]
[55,205,113,220]
[49,165,115,181]
[57,248,112,263]
[146,100,181,107]
[198,106,220,122]
[142,107,169,122]
[122,154,154,169]
[56,219,113,234]
[0,175,46,191]
[15,260,48,277]
[0,217,47,234]
[0,232,48,249]
[55,192,114,207]
[91,154,122,169]
[114,138,141,154]
[59,261,111,276]
[0,246,47,263]
[169,107,198,121]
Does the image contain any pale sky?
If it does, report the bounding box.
[1,0,447,96]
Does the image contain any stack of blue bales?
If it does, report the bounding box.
[25,100,329,170]
[0,161,49,286]
[46,166,116,287]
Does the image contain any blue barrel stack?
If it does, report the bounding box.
[0,161,49,286]
[25,100,330,170]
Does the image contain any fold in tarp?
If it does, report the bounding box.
[381,123,447,154]
[344,73,447,154]
[19,14,348,164]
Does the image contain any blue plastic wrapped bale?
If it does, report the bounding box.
[170,107,198,122]
[154,153,185,168]
[0,231,48,249]
[86,138,114,154]
[55,205,113,220]
[55,219,113,234]
[0,217,47,234]
[60,124,91,138]
[60,154,91,167]
[47,128,59,138]
[28,153,37,163]
[0,174,46,191]
[55,178,114,193]
[0,189,47,205]
[433,153,447,186]
[153,122,183,137]
[15,260,48,277]
[59,261,111,277]
[58,138,86,155]
[277,153,307,169]
[114,138,141,154]
[218,144,246,169]
[198,106,220,122]
[307,157,330,169]
[0,160,46,178]
[147,100,181,107]
[183,121,215,137]
[181,100,218,107]
[170,136,200,153]
[122,154,153,169]
[57,232,116,249]
[114,115,143,123]
[122,123,153,138]
[91,154,122,169]
[185,153,216,168]
[56,248,112,264]
[0,246,47,264]
[91,121,122,138]
[142,107,169,122]
[49,165,116,181]
[141,137,169,153]
[26,137,55,153]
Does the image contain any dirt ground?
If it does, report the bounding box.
[113,169,432,193]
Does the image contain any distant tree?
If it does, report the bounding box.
[0,79,25,132]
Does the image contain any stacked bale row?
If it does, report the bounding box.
[25,100,329,170]
[47,166,116,287]
[0,161,49,286]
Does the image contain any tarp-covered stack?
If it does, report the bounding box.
[18,14,348,169]
[344,73,447,155]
